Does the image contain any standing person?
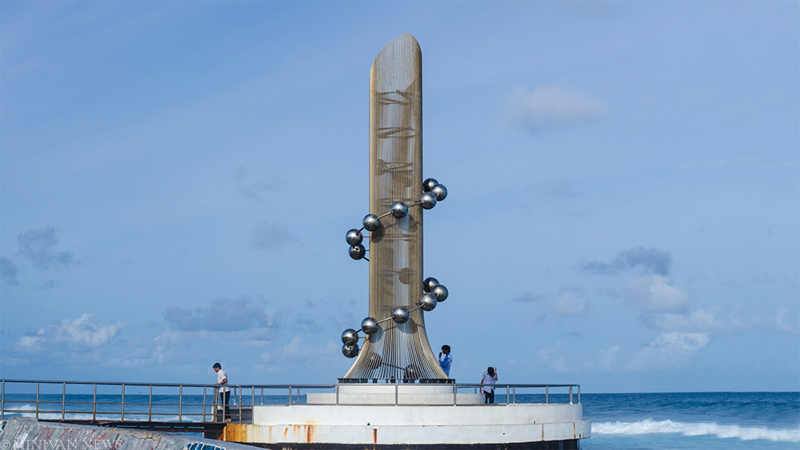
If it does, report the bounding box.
[213,362,231,422]
[480,367,498,404]
[438,345,453,377]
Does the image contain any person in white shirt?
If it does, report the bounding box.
[480,366,498,404]
[213,362,231,422]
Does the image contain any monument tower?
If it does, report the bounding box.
[341,34,450,381]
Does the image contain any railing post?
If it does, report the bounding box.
[202,386,207,422]
[261,387,264,405]
[452,383,457,406]
[335,384,339,406]
[62,382,66,421]
[121,384,125,421]
[513,386,516,404]
[578,385,581,404]
[179,385,183,422]
[394,384,398,406]
[569,386,573,404]
[252,387,254,411]
[546,386,549,404]
[506,385,510,404]
[239,387,242,424]
[36,383,40,419]
[289,386,292,406]
[93,384,97,421]
[149,385,153,422]
[1,380,4,420]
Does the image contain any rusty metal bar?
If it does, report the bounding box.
[62,382,66,421]
[179,385,183,422]
[121,383,125,421]
[147,385,153,422]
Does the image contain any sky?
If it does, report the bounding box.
[0,1,797,393]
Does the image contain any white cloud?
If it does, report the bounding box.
[536,342,570,373]
[506,84,605,132]
[641,308,722,332]
[625,332,709,370]
[625,274,689,313]
[19,314,124,351]
[552,291,590,317]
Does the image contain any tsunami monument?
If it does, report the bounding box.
[220,34,590,449]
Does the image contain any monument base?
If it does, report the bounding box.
[217,384,590,449]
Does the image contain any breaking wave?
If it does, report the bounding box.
[593,419,800,443]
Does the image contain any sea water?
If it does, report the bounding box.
[580,392,799,450]
[2,390,798,449]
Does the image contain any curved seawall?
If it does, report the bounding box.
[0,418,259,450]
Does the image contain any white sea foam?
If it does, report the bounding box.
[594,419,800,443]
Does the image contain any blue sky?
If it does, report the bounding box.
[1,1,797,393]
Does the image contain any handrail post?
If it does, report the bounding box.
[1,380,5,420]
[289,386,292,406]
[149,385,153,422]
[36,383,40,419]
[261,388,264,405]
[239,387,242,424]
[251,387,254,411]
[179,385,183,422]
[513,386,516,404]
[569,386,573,404]
[578,385,581,404]
[121,384,125,421]
[394,384,398,406]
[506,385,510,405]
[546,386,549,404]
[335,384,339,406]
[452,383,457,406]
[202,386,207,422]
[93,384,97,421]
[62,382,66,421]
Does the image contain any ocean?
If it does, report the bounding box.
[580,392,799,450]
[2,390,798,449]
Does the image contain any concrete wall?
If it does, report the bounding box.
[235,403,590,445]
[0,418,259,450]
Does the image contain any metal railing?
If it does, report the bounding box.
[0,380,579,424]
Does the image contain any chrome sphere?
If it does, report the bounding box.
[423,178,439,192]
[345,229,363,246]
[432,184,448,201]
[391,306,410,324]
[361,317,379,335]
[367,352,383,368]
[342,344,359,358]
[420,293,437,311]
[391,201,409,218]
[432,284,449,302]
[349,244,366,260]
[423,277,439,293]
[420,192,437,210]
[341,328,358,346]
[363,214,381,232]
[404,364,420,380]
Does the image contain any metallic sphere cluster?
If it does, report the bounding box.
[340,276,451,358]
[340,178,450,359]
[345,178,448,262]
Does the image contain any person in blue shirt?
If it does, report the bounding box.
[438,345,453,377]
